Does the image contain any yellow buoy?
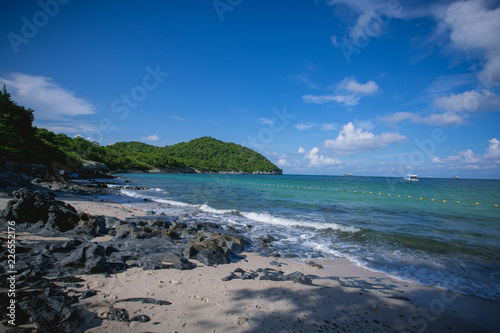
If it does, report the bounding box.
[408,196,411,198]
[431,199,434,201]
[388,194,391,196]
[420,197,423,200]
[443,200,446,203]
[475,202,480,205]
[456,201,460,203]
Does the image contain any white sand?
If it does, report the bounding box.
[1,194,499,332]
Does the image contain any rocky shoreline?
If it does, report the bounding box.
[0,177,314,332]
[1,173,499,332]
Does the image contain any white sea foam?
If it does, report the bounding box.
[154,198,197,208]
[120,189,145,198]
[240,212,359,233]
[199,203,237,215]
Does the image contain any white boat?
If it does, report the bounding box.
[404,173,418,182]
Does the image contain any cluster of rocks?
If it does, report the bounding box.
[0,160,115,193]
[222,267,313,285]
[0,188,250,331]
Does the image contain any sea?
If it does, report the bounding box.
[104,173,500,302]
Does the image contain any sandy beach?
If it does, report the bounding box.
[1,190,499,333]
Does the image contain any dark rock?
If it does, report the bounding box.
[76,213,109,236]
[184,237,230,266]
[113,225,146,239]
[107,306,129,322]
[0,188,79,231]
[259,268,286,282]
[221,268,262,281]
[131,315,151,322]
[113,223,179,241]
[144,253,196,270]
[116,298,171,306]
[222,272,238,281]
[258,234,278,247]
[80,290,97,299]
[17,281,82,332]
[0,161,48,189]
[48,239,82,253]
[59,242,106,274]
[258,268,312,284]
[184,233,249,266]
[269,260,282,267]
[307,260,324,269]
[286,271,313,285]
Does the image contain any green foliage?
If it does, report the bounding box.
[0,86,35,161]
[163,137,282,173]
[102,137,281,173]
[0,87,281,174]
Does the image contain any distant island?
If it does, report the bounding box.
[0,87,282,176]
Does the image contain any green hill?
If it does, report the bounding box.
[103,137,282,174]
[0,87,282,175]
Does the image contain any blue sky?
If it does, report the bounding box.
[1,0,500,178]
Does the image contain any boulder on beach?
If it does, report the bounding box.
[184,233,249,266]
[0,188,80,231]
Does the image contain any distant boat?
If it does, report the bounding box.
[404,173,419,182]
[344,173,353,177]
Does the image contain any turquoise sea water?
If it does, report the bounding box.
[110,173,500,302]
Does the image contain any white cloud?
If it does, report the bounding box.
[276,158,291,167]
[302,93,360,106]
[0,73,95,120]
[380,111,469,127]
[36,123,99,134]
[338,77,379,95]
[328,0,500,86]
[300,147,341,167]
[430,138,500,168]
[325,122,405,154]
[434,89,500,112]
[485,138,500,162]
[302,77,378,107]
[293,122,339,131]
[142,134,161,142]
[444,0,500,86]
[294,122,316,130]
[259,118,274,125]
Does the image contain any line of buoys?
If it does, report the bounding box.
[219,179,498,207]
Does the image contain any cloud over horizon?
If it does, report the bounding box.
[142,134,161,142]
[325,122,405,154]
[299,146,341,167]
[0,73,96,120]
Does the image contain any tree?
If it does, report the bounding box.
[0,86,35,160]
